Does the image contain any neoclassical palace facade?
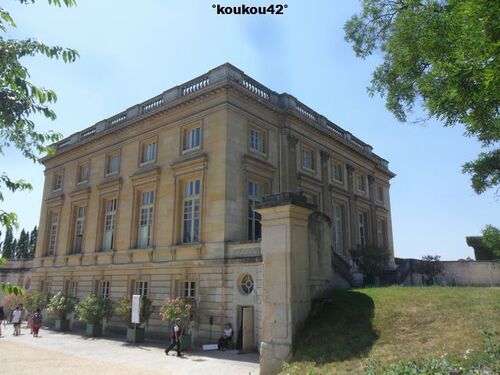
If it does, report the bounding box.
[32,63,395,349]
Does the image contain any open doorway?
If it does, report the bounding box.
[236,305,254,352]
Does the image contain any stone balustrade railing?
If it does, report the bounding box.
[54,63,390,170]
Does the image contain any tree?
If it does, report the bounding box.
[1,227,13,259]
[10,239,17,259]
[0,0,78,232]
[482,225,500,257]
[0,0,78,295]
[414,255,444,285]
[16,229,29,259]
[344,0,499,194]
[350,245,391,284]
[28,226,37,259]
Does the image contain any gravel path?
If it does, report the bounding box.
[0,325,259,375]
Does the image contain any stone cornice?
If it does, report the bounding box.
[42,63,393,176]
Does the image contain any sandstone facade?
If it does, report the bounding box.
[31,63,395,349]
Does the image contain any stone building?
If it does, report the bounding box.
[31,63,395,351]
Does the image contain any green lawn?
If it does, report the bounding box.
[284,287,500,374]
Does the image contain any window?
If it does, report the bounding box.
[301,148,315,171]
[183,179,201,244]
[47,212,59,256]
[377,186,384,202]
[332,161,344,183]
[358,211,368,247]
[140,140,157,164]
[183,126,201,151]
[333,204,346,256]
[134,281,149,297]
[39,280,51,294]
[102,199,117,251]
[181,281,196,299]
[247,180,262,241]
[356,174,367,193]
[65,280,78,297]
[72,206,85,254]
[377,218,388,248]
[52,174,63,192]
[249,128,264,153]
[78,164,90,184]
[106,153,120,175]
[138,191,154,248]
[99,281,110,299]
[239,274,254,295]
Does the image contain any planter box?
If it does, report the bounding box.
[181,333,191,350]
[126,327,145,343]
[86,323,103,337]
[55,319,70,331]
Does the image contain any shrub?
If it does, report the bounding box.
[415,255,444,285]
[159,297,194,332]
[115,296,154,328]
[47,292,77,320]
[350,245,391,280]
[1,293,24,312]
[24,290,51,313]
[75,293,113,325]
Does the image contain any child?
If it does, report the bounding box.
[32,308,43,337]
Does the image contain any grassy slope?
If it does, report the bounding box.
[286,287,500,374]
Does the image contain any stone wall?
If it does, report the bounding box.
[399,259,500,286]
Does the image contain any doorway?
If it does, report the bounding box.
[236,305,254,352]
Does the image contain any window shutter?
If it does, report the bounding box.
[93,280,99,295]
[130,279,136,298]
[64,280,70,295]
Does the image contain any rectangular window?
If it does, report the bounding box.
[181,281,196,299]
[356,175,366,193]
[78,164,90,184]
[99,281,110,299]
[106,153,120,175]
[249,129,264,153]
[40,280,51,294]
[102,199,117,251]
[334,204,346,256]
[247,180,263,241]
[377,218,388,249]
[301,148,314,170]
[141,141,157,164]
[73,207,85,254]
[52,174,63,192]
[134,281,149,297]
[183,127,201,151]
[183,179,201,244]
[332,161,344,183]
[69,281,78,297]
[377,186,384,202]
[358,212,368,247]
[138,191,154,248]
[48,212,59,256]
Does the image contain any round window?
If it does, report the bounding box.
[239,274,254,295]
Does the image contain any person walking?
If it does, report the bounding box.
[32,308,43,337]
[0,306,4,336]
[165,318,182,357]
[11,305,22,336]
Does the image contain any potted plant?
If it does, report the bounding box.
[115,296,154,343]
[47,292,77,331]
[160,297,195,350]
[75,293,114,337]
[24,290,51,315]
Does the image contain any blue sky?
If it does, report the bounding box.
[2,0,498,260]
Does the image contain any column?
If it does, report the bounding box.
[255,193,314,375]
[368,174,377,246]
[346,164,358,248]
[320,150,332,217]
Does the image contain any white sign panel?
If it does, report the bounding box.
[131,294,141,324]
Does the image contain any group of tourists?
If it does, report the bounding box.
[0,304,43,337]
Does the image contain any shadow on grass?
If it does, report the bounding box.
[293,289,378,366]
